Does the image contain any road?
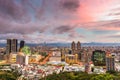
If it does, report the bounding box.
[40,51,52,65]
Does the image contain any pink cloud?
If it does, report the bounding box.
[0,0,120,42]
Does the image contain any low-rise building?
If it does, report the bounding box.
[65,54,78,64]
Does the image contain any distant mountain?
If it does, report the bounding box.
[0,42,120,47]
[82,42,120,47]
[39,42,120,47]
[0,43,39,47]
[39,43,71,47]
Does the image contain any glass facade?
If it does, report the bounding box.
[92,50,106,66]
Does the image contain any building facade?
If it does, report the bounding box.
[77,41,81,50]
[6,39,18,54]
[65,54,78,64]
[49,51,61,62]
[6,39,11,54]
[92,50,106,66]
[16,52,29,65]
[71,41,76,51]
[71,41,82,61]
[20,40,25,49]
[106,56,115,71]
[11,39,18,52]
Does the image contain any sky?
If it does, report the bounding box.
[0,0,120,43]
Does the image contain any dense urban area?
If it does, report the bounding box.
[0,39,120,80]
[0,0,120,80]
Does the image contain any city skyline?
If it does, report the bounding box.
[0,0,120,43]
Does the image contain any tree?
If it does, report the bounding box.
[21,46,31,55]
[90,74,113,80]
[40,72,115,80]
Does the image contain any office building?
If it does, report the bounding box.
[77,41,81,61]
[106,56,115,71]
[65,54,78,64]
[77,41,81,50]
[92,50,106,66]
[11,39,18,52]
[6,39,11,54]
[6,39,18,54]
[49,51,61,62]
[71,41,76,51]
[71,41,82,60]
[20,40,25,49]
[19,40,25,51]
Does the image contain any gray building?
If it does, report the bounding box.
[6,39,18,54]
[106,57,115,71]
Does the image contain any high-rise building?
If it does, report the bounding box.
[20,40,25,49]
[71,41,76,51]
[71,41,82,60]
[92,50,106,66]
[6,39,11,54]
[6,39,18,54]
[11,39,18,52]
[106,56,115,71]
[77,41,81,50]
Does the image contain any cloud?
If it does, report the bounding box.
[80,20,120,31]
[91,30,114,34]
[52,25,84,38]
[0,0,80,35]
[0,0,120,43]
[53,25,74,34]
[107,35,120,38]
[0,0,31,23]
[109,12,120,16]
[105,32,120,38]
[0,33,24,40]
[68,31,84,38]
[60,0,80,11]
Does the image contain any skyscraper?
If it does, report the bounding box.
[71,41,75,51]
[6,39,18,54]
[77,41,81,50]
[6,39,11,54]
[20,40,25,49]
[106,56,115,71]
[71,41,82,59]
[11,39,18,52]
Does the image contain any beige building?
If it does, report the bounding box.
[29,55,41,64]
[16,52,29,65]
[9,53,17,63]
[65,54,78,64]
[49,51,61,62]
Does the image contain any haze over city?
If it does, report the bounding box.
[0,0,120,43]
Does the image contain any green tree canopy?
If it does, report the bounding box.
[21,46,31,55]
[40,72,116,80]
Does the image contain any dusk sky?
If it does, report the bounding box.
[0,0,120,43]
